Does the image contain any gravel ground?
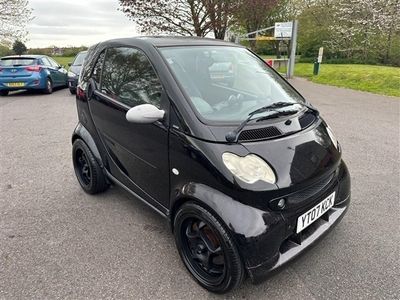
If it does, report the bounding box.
[0,80,399,300]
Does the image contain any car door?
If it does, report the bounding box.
[48,57,66,85]
[41,57,61,85]
[88,46,170,210]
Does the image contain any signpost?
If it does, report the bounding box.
[236,20,298,79]
[287,20,298,79]
[314,47,324,75]
[318,47,324,63]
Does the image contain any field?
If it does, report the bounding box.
[279,63,400,97]
[52,56,74,67]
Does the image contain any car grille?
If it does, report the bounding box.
[288,174,334,205]
[238,126,282,142]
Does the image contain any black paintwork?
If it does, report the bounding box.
[72,37,351,282]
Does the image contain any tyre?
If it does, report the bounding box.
[0,90,9,96]
[69,87,76,95]
[174,202,244,293]
[43,78,53,94]
[72,139,108,194]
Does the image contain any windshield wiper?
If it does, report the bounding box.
[225,101,319,143]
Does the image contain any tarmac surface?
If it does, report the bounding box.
[0,79,399,299]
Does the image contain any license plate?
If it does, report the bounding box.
[296,192,335,233]
[7,82,25,87]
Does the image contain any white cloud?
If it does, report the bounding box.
[26,0,139,48]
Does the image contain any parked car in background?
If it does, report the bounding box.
[67,51,87,94]
[72,37,351,293]
[208,51,235,87]
[0,55,68,96]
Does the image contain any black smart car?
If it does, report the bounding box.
[72,37,351,293]
[67,51,87,94]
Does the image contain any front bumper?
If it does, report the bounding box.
[68,76,78,90]
[248,196,349,283]
[244,161,351,283]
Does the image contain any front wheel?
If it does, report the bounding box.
[174,202,245,293]
[0,90,9,96]
[69,87,76,95]
[72,139,108,194]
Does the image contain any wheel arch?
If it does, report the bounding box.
[169,182,285,272]
[72,123,104,168]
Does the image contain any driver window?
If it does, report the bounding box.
[101,47,162,108]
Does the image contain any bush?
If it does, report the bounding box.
[0,45,13,57]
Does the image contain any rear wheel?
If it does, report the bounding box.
[69,87,76,94]
[72,139,108,194]
[43,78,53,94]
[174,202,245,293]
[0,90,9,96]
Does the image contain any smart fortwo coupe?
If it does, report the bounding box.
[72,37,351,293]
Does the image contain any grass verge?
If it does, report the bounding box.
[280,63,400,97]
[52,56,74,67]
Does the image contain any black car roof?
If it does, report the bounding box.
[99,36,243,48]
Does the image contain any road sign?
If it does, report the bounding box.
[274,22,293,38]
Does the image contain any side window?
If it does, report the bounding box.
[49,57,59,67]
[92,51,105,86]
[101,47,162,108]
[41,57,52,66]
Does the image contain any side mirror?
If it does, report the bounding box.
[126,104,165,124]
[68,62,72,67]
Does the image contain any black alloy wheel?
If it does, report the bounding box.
[76,149,91,185]
[72,139,108,194]
[174,203,244,293]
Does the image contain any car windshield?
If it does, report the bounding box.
[72,52,86,66]
[0,58,37,66]
[159,46,305,124]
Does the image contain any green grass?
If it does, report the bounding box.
[279,63,400,97]
[52,56,74,67]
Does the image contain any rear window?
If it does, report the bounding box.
[0,58,37,67]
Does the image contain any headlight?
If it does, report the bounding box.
[222,153,276,184]
[68,71,77,77]
[326,126,338,149]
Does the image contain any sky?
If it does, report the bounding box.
[26,0,139,48]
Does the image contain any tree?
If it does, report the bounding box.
[0,0,33,43]
[119,0,212,37]
[203,0,238,39]
[119,0,238,40]
[233,0,279,49]
[329,0,400,62]
[13,40,27,55]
